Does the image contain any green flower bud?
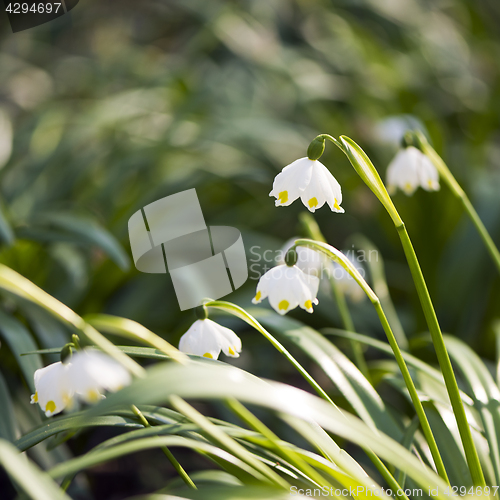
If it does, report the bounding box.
[71,334,81,350]
[307,136,326,161]
[61,343,74,364]
[285,248,298,267]
[401,131,414,149]
[195,304,208,320]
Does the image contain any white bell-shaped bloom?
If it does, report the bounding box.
[179,319,242,360]
[278,238,327,277]
[30,362,73,417]
[387,146,440,196]
[69,349,132,403]
[253,265,319,315]
[30,349,132,416]
[270,157,344,213]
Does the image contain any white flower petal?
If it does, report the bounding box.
[254,265,319,315]
[299,161,343,213]
[270,158,314,207]
[213,323,242,358]
[387,146,439,196]
[31,362,73,417]
[69,349,131,403]
[418,154,440,191]
[178,319,241,359]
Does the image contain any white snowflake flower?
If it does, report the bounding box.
[30,349,132,416]
[270,157,344,213]
[69,349,132,403]
[387,146,440,196]
[30,361,73,417]
[179,319,242,360]
[252,264,319,315]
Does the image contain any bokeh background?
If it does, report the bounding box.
[1,0,500,498]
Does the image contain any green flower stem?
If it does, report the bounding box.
[417,134,500,275]
[131,405,197,489]
[291,239,449,484]
[299,213,370,379]
[204,300,337,407]
[396,223,485,487]
[328,135,486,487]
[206,300,407,494]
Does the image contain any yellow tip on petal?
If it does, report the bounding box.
[31,392,38,404]
[334,199,341,210]
[45,400,56,414]
[228,347,235,355]
[203,352,214,359]
[86,389,101,403]
[404,183,412,193]
[278,300,289,311]
[304,300,313,310]
[254,291,261,302]
[308,197,318,208]
[278,191,288,204]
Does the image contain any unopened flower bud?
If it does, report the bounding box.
[307,136,326,161]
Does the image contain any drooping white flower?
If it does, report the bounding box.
[252,264,319,315]
[69,349,132,403]
[278,238,328,277]
[30,349,132,416]
[386,146,440,196]
[270,157,344,213]
[179,319,242,360]
[30,361,73,417]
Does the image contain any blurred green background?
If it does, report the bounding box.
[1,0,500,496]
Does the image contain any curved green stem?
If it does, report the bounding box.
[396,224,485,486]
[131,405,197,489]
[206,300,408,494]
[337,135,486,487]
[291,239,449,484]
[417,133,500,275]
[204,300,337,407]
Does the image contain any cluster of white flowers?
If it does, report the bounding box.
[254,139,437,315]
[31,349,131,417]
[29,134,441,412]
[177,136,439,359]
